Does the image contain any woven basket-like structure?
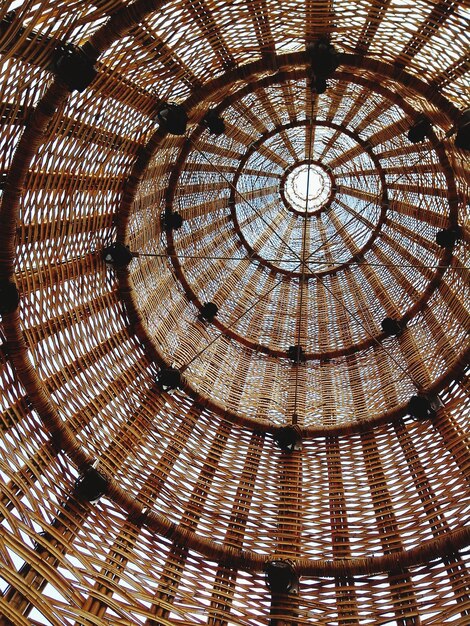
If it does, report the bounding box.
[0,1,469,624]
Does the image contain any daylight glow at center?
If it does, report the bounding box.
[284,163,332,212]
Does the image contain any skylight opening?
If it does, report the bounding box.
[284,163,332,212]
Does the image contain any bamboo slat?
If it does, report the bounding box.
[0,1,469,624]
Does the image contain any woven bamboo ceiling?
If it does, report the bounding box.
[0,0,469,624]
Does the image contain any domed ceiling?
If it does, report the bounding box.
[0,1,469,624]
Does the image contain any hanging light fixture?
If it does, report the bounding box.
[202,109,226,135]
[102,242,134,267]
[312,76,327,94]
[53,45,97,93]
[199,302,218,322]
[164,212,184,230]
[74,466,108,504]
[455,108,470,151]
[0,279,20,315]
[157,367,182,391]
[407,117,431,143]
[306,37,339,80]
[407,395,437,421]
[381,317,403,336]
[436,226,462,248]
[274,425,302,452]
[157,103,188,135]
[287,345,306,363]
[264,559,299,594]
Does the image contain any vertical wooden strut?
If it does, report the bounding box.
[270,448,302,626]
[269,99,316,626]
[147,420,232,624]
[0,498,90,626]
[326,436,359,624]
[0,2,469,625]
[292,101,315,424]
[207,431,265,626]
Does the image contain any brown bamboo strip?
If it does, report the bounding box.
[0,12,465,621]
[326,437,359,624]
[317,279,421,616]
[146,543,188,625]
[258,90,297,160]
[305,0,335,42]
[18,213,114,245]
[269,447,302,625]
[246,0,275,57]
[367,249,419,313]
[266,277,296,351]
[239,200,293,252]
[378,232,438,287]
[325,210,362,259]
[422,306,460,370]
[432,53,470,89]
[277,73,298,123]
[0,82,68,275]
[0,498,91,624]
[324,80,349,126]
[23,290,116,345]
[0,436,60,507]
[437,282,470,335]
[231,99,270,136]
[354,95,399,137]
[398,0,458,67]
[388,180,452,200]
[372,350,456,542]
[184,0,236,71]
[355,258,402,318]
[207,431,264,625]
[98,384,163,474]
[133,405,203,510]
[17,252,99,296]
[172,215,232,254]
[181,421,232,533]
[395,421,452,536]
[305,92,319,159]
[144,420,233,622]
[186,138,245,163]
[2,107,144,155]
[434,404,470,488]
[0,15,60,67]
[74,518,141,623]
[317,85,370,164]
[58,354,149,439]
[360,431,422,622]
[384,220,441,262]
[131,23,202,90]
[389,197,449,231]
[355,0,393,54]
[44,328,130,394]
[336,184,381,205]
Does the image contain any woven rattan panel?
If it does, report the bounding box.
[0,1,469,625]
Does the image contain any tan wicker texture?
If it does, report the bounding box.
[0,0,469,624]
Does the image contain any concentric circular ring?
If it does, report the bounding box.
[122,59,463,434]
[281,161,334,215]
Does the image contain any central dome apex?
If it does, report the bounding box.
[283,162,333,213]
[120,58,460,432]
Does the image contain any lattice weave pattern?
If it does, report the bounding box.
[0,1,469,625]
